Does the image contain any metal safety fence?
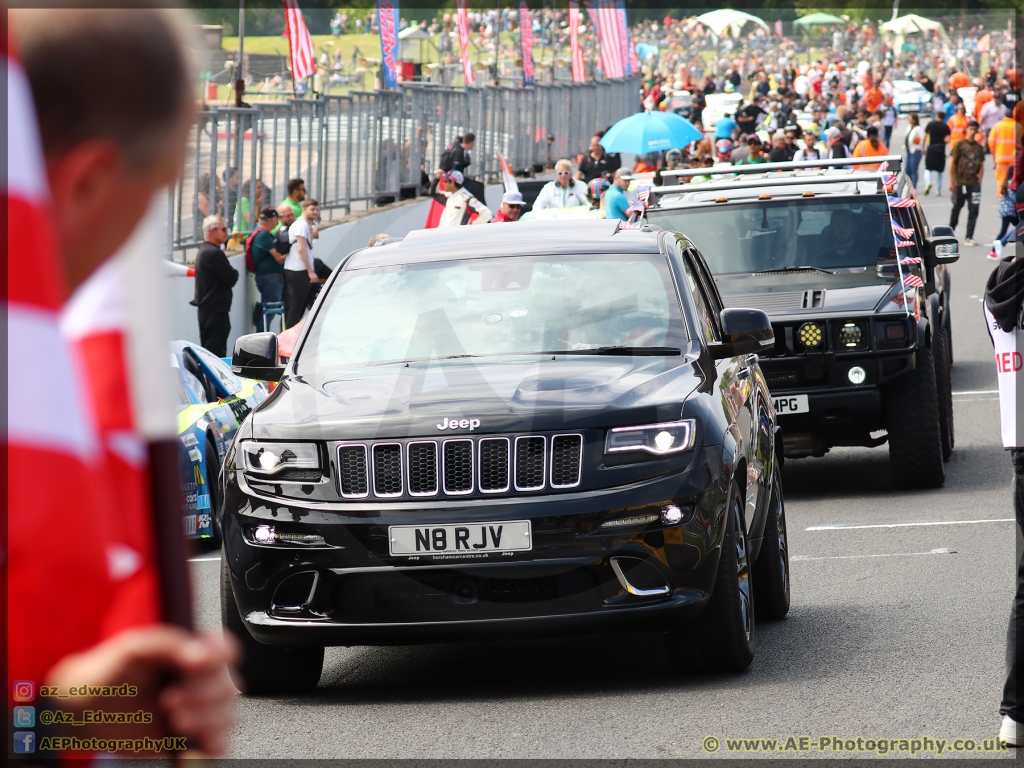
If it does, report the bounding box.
[168,75,640,252]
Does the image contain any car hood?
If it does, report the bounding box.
[250,354,704,440]
[714,269,897,316]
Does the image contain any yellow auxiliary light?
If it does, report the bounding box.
[797,321,823,349]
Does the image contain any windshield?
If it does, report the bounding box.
[296,252,688,372]
[895,81,924,92]
[648,198,897,274]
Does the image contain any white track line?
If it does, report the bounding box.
[807,518,1013,531]
[792,548,952,562]
[952,389,998,396]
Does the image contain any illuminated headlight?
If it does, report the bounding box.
[797,322,823,349]
[847,366,867,385]
[935,243,959,258]
[606,420,696,456]
[837,322,866,349]
[242,442,320,475]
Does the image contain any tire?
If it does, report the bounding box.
[220,556,324,695]
[752,470,790,620]
[884,344,946,489]
[943,307,954,367]
[203,440,223,550]
[665,482,755,672]
[933,325,955,461]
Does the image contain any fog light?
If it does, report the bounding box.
[847,366,867,385]
[662,505,683,525]
[797,321,823,349]
[254,525,276,544]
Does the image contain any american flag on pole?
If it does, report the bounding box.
[900,257,923,265]
[456,0,476,86]
[614,0,632,76]
[568,1,587,82]
[892,223,915,239]
[585,0,624,79]
[283,0,316,81]
[900,273,924,288]
[888,196,916,208]
[518,0,535,86]
[896,239,915,248]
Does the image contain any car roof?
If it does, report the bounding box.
[344,219,662,269]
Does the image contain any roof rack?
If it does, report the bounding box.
[652,172,890,199]
[661,155,904,179]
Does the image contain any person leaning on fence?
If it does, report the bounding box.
[250,206,286,332]
[533,159,590,210]
[438,170,491,227]
[193,215,238,357]
[284,198,320,327]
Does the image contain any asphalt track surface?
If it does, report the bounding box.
[190,126,1020,759]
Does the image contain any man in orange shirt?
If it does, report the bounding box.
[989,109,1020,188]
[852,125,889,169]
[864,83,883,114]
[950,69,970,90]
[947,103,968,147]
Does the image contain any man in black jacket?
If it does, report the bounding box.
[193,214,238,356]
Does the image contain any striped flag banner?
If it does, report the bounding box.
[888,196,916,208]
[283,0,316,81]
[585,0,624,79]
[377,0,400,88]
[614,0,632,76]
[455,0,476,86]
[892,223,915,239]
[881,173,898,187]
[568,0,587,82]
[519,0,535,86]
[896,239,915,248]
[901,274,924,288]
[900,257,923,265]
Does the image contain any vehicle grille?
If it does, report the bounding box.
[335,434,582,499]
[550,435,583,488]
[338,444,369,498]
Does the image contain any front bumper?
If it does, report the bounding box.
[222,446,730,646]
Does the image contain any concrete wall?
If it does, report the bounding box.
[168,183,505,352]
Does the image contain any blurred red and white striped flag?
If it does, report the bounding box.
[585,0,624,79]
[568,0,586,82]
[456,0,475,86]
[283,0,316,81]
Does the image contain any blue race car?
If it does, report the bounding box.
[173,340,269,545]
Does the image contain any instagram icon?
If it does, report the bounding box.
[13,681,34,702]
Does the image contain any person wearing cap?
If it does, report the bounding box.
[492,191,525,222]
[768,130,793,162]
[534,159,590,210]
[250,206,287,332]
[735,135,768,165]
[827,125,852,163]
[604,169,632,221]
[438,170,491,227]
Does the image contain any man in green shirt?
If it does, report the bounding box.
[734,135,768,165]
[251,206,287,331]
[277,178,305,224]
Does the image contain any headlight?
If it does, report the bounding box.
[242,441,320,475]
[605,420,696,456]
[837,321,867,350]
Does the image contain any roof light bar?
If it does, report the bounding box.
[661,155,904,178]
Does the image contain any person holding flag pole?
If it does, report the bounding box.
[9,7,238,756]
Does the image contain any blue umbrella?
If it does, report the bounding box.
[599,111,704,155]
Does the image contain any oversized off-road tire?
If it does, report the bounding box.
[666,482,755,672]
[884,345,945,489]
[944,308,954,367]
[221,557,324,695]
[933,325,955,461]
[752,470,790,620]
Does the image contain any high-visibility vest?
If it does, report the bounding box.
[947,114,967,146]
[989,117,1018,170]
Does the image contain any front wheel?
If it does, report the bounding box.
[884,345,945,489]
[752,470,790,620]
[221,557,324,695]
[933,325,954,461]
[666,482,755,672]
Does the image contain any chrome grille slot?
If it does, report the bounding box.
[407,441,438,496]
[442,439,474,495]
[550,434,583,488]
[372,443,403,497]
[337,444,369,498]
[515,436,546,491]
[478,437,510,493]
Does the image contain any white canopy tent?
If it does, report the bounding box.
[398,25,433,63]
[695,9,769,39]
[881,14,948,39]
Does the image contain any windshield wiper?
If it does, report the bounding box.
[752,266,837,275]
[557,346,682,356]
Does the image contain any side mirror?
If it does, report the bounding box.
[925,234,960,267]
[709,308,774,359]
[931,225,955,238]
[232,332,285,382]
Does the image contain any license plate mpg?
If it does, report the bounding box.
[773,394,809,414]
[389,520,532,556]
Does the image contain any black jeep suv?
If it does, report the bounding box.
[648,157,959,488]
[221,220,788,693]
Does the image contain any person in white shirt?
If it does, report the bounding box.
[283,198,320,327]
[903,112,926,188]
[438,170,491,227]
[533,159,590,210]
[792,133,824,163]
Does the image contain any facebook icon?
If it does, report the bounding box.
[13,731,35,754]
